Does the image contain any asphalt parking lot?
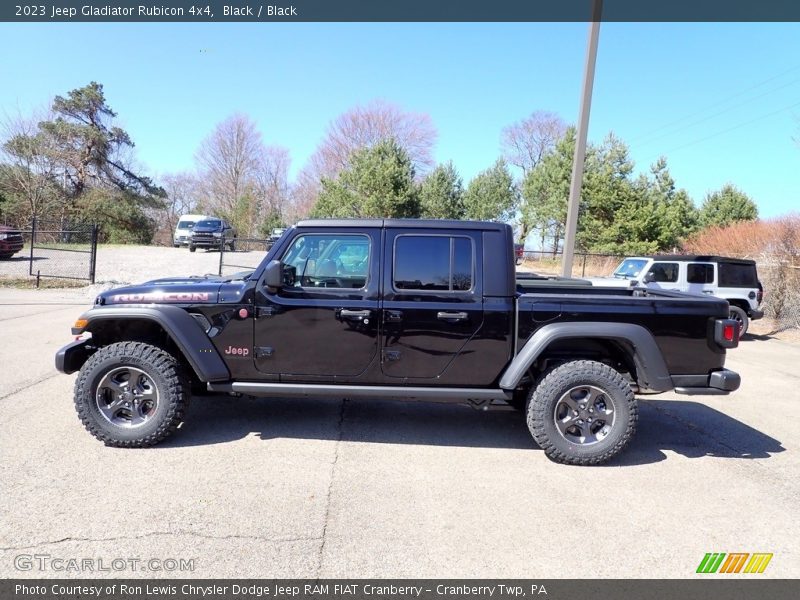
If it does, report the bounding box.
[1,287,798,579]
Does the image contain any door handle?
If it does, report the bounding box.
[339,309,371,320]
[437,311,468,322]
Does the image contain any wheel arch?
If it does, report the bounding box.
[76,306,229,382]
[500,322,672,393]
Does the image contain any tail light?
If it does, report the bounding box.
[714,318,739,349]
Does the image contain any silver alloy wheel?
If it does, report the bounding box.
[95,366,159,428]
[729,309,745,333]
[553,384,615,445]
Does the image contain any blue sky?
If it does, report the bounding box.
[1,22,799,217]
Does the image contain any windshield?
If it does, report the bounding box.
[177,220,196,230]
[613,259,648,279]
[196,220,221,228]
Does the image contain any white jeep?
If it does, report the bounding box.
[591,255,764,335]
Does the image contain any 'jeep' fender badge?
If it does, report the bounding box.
[238,308,249,319]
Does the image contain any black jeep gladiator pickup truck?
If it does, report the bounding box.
[56,219,741,465]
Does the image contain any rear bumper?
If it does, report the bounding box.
[55,339,92,374]
[672,369,741,396]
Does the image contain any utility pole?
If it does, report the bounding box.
[561,0,602,277]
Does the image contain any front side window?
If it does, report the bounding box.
[647,262,679,283]
[687,263,715,284]
[281,234,370,289]
[394,235,473,292]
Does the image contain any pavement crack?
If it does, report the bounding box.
[317,398,347,576]
[0,372,61,403]
[0,530,321,552]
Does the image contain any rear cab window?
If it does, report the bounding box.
[393,235,474,292]
[687,263,715,284]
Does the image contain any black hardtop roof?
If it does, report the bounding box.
[296,218,511,232]
[648,254,757,265]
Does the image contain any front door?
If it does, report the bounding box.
[381,229,484,384]
[253,229,380,380]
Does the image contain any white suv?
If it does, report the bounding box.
[592,255,764,334]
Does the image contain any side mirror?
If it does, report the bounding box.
[643,272,655,284]
[264,259,284,290]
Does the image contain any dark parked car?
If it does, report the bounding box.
[56,219,741,465]
[189,218,236,252]
[514,243,524,265]
[0,225,24,259]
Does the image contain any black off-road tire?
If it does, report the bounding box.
[74,342,189,447]
[189,244,196,253]
[228,239,236,252]
[729,305,749,336]
[527,360,637,466]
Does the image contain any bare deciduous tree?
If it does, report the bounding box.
[501,110,567,175]
[195,113,263,218]
[194,114,291,236]
[0,110,62,225]
[293,100,437,217]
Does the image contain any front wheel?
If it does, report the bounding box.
[189,244,196,253]
[74,342,189,447]
[527,360,637,465]
[729,305,749,336]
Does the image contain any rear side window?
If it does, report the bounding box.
[719,262,758,287]
[647,263,679,283]
[394,235,474,292]
[687,263,715,284]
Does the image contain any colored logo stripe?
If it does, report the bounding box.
[720,553,749,573]
[697,552,773,574]
[697,553,726,573]
[744,553,773,573]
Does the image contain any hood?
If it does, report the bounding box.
[95,273,252,306]
[193,223,222,232]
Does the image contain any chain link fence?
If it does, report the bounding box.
[0,218,98,284]
[519,249,623,278]
[755,260,800,331]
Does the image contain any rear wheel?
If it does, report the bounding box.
[729,305,749,336]
[74,342,189,447]
[527,360,637,465]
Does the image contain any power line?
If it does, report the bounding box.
[642,98,800,163]
[628,62,800,144]
[635,76,800,148]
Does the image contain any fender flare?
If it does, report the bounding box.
[499,322,672,392]
[77,305,230,382]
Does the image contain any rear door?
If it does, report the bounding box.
[381,229,484,384]
[685,262,716,296]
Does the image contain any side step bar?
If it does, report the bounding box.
[207,381,511,402]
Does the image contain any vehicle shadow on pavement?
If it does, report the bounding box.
[160,395,784,466]
[163,395,535,450]
[615,399,785,466]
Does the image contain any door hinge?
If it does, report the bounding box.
[383,349,401,362]
[255,346,274,358]
[256,306,276,318]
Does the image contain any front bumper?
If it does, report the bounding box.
[191,236,224,247]
[672,369,741,396]
[55,339,92,374]
[750,308,764,320]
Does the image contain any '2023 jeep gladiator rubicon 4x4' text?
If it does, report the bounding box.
[56,220,741,465]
